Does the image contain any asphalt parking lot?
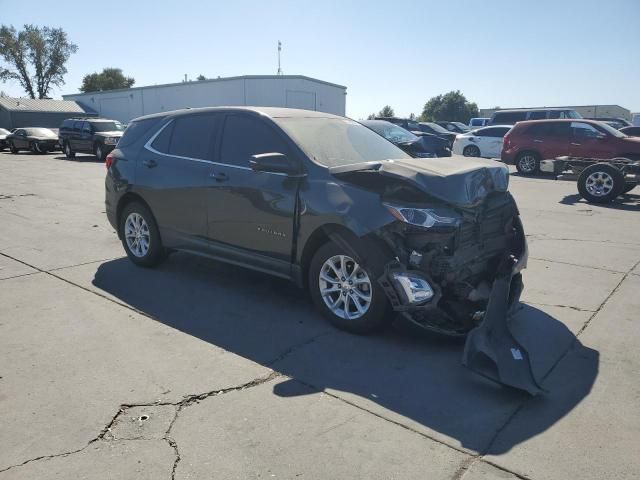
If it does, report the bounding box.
[0,150,639,480]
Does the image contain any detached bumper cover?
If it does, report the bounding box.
[462,259,543,396]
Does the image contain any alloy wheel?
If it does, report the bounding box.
[518,155,537,173]
[124,212,151,258]
[319,255,372,320]
[585,171,614,197]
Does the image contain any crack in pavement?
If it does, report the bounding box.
[0,371,282,475]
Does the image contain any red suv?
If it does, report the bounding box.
[501,119,640,175]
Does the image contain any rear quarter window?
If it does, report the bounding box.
[118,117,166,148]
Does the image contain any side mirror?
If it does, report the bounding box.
[250,152,303,176]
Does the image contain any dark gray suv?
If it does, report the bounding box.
[105,107,538,393]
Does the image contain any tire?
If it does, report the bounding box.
[64,141,75,159]
[577,163,625,204]
[515,151,540,175]
[463,145,481,157]
[9,142,19,154]
[309,242,391,334]
[119,202,166,267]
[95,143,105,162]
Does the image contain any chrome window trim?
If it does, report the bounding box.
[143,118,285,175]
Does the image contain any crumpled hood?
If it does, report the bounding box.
[330,156,509,208]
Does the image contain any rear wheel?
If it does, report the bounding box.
[119,202,166,267]
[463,145,481,157]
[577,163,625,203]
[309,242,391,334]
[64,142,75,159]
[515,151,540,175]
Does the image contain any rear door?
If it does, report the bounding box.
[205,113,299,276]
[136,113,221,251]
[476,127,510,158]
[569,122,615,159]
[526,122,570,159]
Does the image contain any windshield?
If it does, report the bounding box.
[597,121,626,138]
[364,121,419,144]
[25,128,57,137]
[275,117,411,167]
[452,122,470,132]
[421,122,449,134]
[92,121,124,132]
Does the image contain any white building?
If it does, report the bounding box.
[62,75,347,123]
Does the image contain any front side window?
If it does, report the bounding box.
[220,114,289,167]
[168,114,221,159]
[571,122,602,139]
[276,117,411,168]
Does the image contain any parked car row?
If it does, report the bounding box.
[0,117,125,160]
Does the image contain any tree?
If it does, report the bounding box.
[0,24,78,99]
[80,68,135,93]
[378,105,395,117]
[420,90,479,123]
[196,74,207,81]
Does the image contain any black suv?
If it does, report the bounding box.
[59,117,124,161]
[105,107,536,393]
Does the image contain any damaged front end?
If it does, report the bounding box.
[331,157,542,395]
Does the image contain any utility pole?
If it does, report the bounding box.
[277,41,282,75]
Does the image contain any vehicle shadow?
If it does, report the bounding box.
[92,254,598,454]
[560,192,640,211]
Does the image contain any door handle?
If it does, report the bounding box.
[142,159,157,168]
[209,171,228,182]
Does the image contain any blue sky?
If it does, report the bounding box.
[1,0,639,118]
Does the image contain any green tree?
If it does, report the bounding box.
[0,24,78,99]
[420,91,478,123]
[196,74,207,81]
[80,68,135,93]
[378,105,395,117]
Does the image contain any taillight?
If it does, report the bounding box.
[105,153,114,169]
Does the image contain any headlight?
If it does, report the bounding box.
[104,137,118,145]
[384,204,460,228]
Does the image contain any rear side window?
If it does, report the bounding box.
[220,115,289,167]
[528,111,547,120]
[119,117,165,148]
[477,127,510,137]
[168,114,220,159]
[493,112,527,124]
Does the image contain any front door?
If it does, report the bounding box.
[135,113,221,251]
[568,122,615,159]
[205,113,299,277]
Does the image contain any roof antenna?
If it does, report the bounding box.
[277,41,282,75]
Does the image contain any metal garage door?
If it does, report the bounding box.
[285,90,316,111]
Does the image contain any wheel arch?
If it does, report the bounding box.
[115,192,158,239]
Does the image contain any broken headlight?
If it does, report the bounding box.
[384,204,460,229]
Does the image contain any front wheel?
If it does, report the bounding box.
[119,202,166,267]
[309,242,391,334]
[577,163,625,203]
[64,142,75,159]
[515,151,540,175]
